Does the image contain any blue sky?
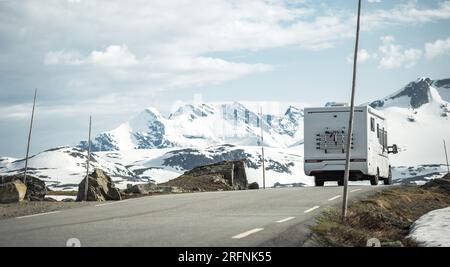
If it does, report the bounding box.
[1,0,450,157]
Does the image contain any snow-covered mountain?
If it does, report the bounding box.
[0,144,308,190]
[370,78,450,166]
[80,102,304,151]
[0,146,141,190]
[2,77,450,190]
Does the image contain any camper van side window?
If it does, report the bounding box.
[376,124,380,138]
[370,118,375,132]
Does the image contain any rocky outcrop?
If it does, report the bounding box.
[0,180,27,203]
[182,160,248,190]
[0,175,47,201]
[124,183,158,194]
[248,182,259,190]
[76,169,121,201]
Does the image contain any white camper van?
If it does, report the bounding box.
[304,105,398,186]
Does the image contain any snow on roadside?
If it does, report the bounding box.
[409,207,450,247]
[46,195,77,201]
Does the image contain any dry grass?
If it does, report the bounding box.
[311,180,450,247]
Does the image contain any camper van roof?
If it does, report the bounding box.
[304,105,386,120]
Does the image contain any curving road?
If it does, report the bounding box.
[0,186,385,247]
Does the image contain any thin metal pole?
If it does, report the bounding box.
[231,163,234,188]
[444,140,449,173]
[23,89,37,184]
[260,107,266,190]
[342,0,362,219]
[84,116,92,201]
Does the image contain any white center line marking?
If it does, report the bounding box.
[328,195,342,201]
[304,206,320,213]
[17,211,61,219]
[351,189,362,193]
[95,200,128,207]
[276,217,295,223]
[232,228,264,239]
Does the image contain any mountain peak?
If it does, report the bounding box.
[371,77,434,109]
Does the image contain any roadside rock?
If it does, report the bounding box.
[124,183,158,194]
[0,181,27,203]
[76,169,121,201]
[248,182,259,190]
[1,175,47,201]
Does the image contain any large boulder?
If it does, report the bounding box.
[76,169,121,201]
[182,160,248,190]
[0,175,47,201]
[0,180,27,203]
[124,183,158,194]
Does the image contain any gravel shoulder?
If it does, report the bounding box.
[0,201,97,220]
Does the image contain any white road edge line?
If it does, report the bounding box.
[351,189,362,193]
[95,200,129,207]
[304,206,320,213]
[16,211,61,219]
[276,217,295,223]
[232,228,264,239]
[328,195,341,201]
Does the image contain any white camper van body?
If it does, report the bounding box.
[304,105,393,186]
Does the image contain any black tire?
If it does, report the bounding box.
[370,169,379,186]
[384,167,393,185]
[337,179,344,186]
[315,177,324,187]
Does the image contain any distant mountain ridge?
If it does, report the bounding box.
[80,102,305,152]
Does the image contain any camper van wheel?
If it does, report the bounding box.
[315,177,324,187]
[370,170,379,186]
[337,179,344,186]
[384,167,393,185]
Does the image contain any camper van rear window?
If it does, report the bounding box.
[370,117,375,132]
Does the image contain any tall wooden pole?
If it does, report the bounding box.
[260,107,266,190]
[343,0,362,219]
[84,116,92,201]
[23,89,37,184]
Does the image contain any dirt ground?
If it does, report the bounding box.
[0,201,96,220]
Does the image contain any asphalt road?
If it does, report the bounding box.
[0,185,385,247]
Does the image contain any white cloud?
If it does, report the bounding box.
[378,36,423,69]
[45,45,137,67]
[45,45,272,87]
[425,37,450,59]
[346,49,377,64]
[363,1,450,29]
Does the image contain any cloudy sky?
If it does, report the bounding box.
[1,0,450,157]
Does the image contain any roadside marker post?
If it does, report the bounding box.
[343,0,362,219]
[260,107,266,190]
[23,89,37,185]
[84,116,92,201]
[444,139,449,174]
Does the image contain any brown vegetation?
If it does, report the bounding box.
[311,176,450,247]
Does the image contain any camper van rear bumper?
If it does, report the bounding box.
[309,171,366,181]
[304,160,368,176]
